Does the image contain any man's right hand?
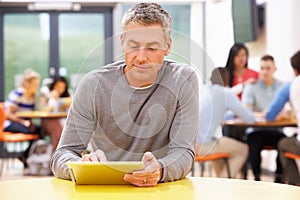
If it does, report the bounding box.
[81,149,107,162]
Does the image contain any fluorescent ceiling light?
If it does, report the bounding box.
[27,1,81,11]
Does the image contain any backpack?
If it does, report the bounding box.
[26,139,53,175]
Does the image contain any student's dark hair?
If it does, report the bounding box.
[261,54,274,62]
[290,50,300,74]
[210,67,229,86]
[49,76,70,97]
[225,43,249,87]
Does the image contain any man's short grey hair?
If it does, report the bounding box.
[121,3,172,40]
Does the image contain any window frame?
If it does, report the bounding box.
[0,5,113,101]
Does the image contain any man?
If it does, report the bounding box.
[198,67,255,178]
[278,50,300,185]
[266,51,300,121]
[51,3,199,187]
[242,55,285,182]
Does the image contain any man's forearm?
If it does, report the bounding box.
[158,148,194,182]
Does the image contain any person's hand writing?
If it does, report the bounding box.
[81,149,107,162]
[124,152,162,187]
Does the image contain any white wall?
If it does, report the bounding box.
[203,0,300,83]
[205,0,234,79]
[265,0,300,82]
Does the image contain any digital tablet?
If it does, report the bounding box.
[67,161,144,185]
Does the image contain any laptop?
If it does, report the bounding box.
[67,161,144,185]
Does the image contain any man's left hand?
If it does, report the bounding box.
[123,152,162,187]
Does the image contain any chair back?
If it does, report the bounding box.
[0,103,5,131]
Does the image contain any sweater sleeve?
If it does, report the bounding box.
[241,84,255,109]
[158,71,199,182]
[266,83,291,121]
[50,74,98,179]
[226,89,255,124]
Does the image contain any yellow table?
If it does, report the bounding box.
[1,177,300,200]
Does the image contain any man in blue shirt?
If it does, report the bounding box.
[198,67,255,178]
[266,82,291,121]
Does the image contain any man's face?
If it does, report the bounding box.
[259,59,276,83]
[121,23,171,86]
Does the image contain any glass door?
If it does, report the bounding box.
[58,13,105,91]
[0,6,113,101]
[3,13,49,98]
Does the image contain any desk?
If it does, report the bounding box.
[0,177,299,200]
[16,111,67,148]
[16,111,68,119]
[224,118,297,127]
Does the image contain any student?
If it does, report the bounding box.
[39,76,70,112]
[266,51,300,122]
[4,69,40,134]
[39,76,71,150]
[223,43,259,142]
[242,55,285,182]
[278,50,300,185]
[4,69,41,167]
[225,43,259,99]
[51,3,199,187]
[197,67,255,178]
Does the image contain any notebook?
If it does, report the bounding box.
[67,161,144,185]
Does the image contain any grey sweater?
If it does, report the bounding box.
[51,60,199,182]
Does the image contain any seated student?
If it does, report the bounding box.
[4,69,41,167]
[4,69,40,134]
[225,43,259,99]
[39,76,71,112]
[197,67,255,178]
[39,76,71,150]
[242,55,285,182]
[222,43,258,142]
[51,3,199,187]
[278,50,300,185]
[266,51,300,121]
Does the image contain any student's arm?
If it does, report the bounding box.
[50,74,98,180]
[157,72,199,182]
[241,84,255,110]
[5,104,31,127]
[266,83,291,121]
[226,89,255,124]
[230,83,243,95]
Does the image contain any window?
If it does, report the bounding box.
[0,6,113,100]
[3,13,49,98]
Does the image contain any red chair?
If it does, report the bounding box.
[192,153,231,178]
[284,152,300,160]
[0,103,39,176]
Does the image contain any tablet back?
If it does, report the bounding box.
[67,161,144,185]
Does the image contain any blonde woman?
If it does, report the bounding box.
[4,69,40,168]
[4,69,40,134]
